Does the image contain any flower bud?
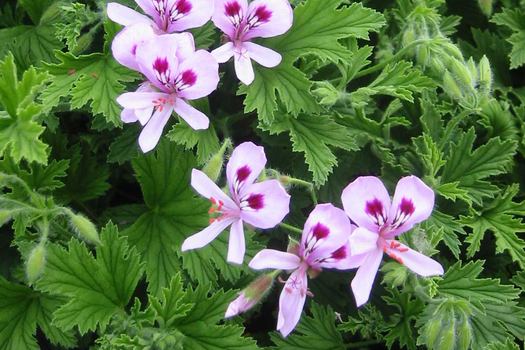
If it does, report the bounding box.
[443,71,462,100]
[466,58,478,85]
[71,33,93,56]
[203,139,230,182]
[70,213,101,245]
[478,55,492,89]
[430,57,446,75]
[287,238,301,256]
[456,317,471,350]
[402,27,416,49]
[40,2,61,24]
[225,272,276,318]
[477,0,492,17]
[26,244,46,284]
[426,317,442,349]
[312,82,340,106]
[449,57,474,87]
[437,319,456,350]
[443,44,464,62]
[416,45,430,67]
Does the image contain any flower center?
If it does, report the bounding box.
[208,197,229,224]
[223,1,273,41]
[153,0,193,30]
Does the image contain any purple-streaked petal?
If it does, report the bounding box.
[385,176,435,238]
[212,0,249,39]
[233,47,255,85]
[300,203,353,265]
[167,0,214,32]
[211,42,235,63]
[121,108,138,123]
[173,98,209,130]
[111,22,155,71]
[318,243,368,270]
[226,141,267,201]
[277,265,308,337]
[227,219,246,264]
[384,241,444,277]
[135,0,163,26]
[181,217,235,251]
[176,50,219,101]
[225,292,256,318]
[190,169,238,211]
[249,249,301,270]
[136,35,179,92]
[107,3,155,27]
[116,92,171,109]
[138,104,173,153]
[239,179,290,229]
[244,42,281,68]
[349,227,379,256]
[243,0,293,40]
[351,248,383,307]
[341,176,391,234]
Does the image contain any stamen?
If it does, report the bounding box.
[208,207,216,213]
[210,197,216,205]
[399,247,409,252]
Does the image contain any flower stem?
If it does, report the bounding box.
[345,339,385,348]
[437,109,472,150]
[284,176,318,205]
[353,39,432,79]
[279,222,303,234]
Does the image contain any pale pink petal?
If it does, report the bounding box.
[239,180,290,229]
[138,104,173,153]
[385,176,435,238]
[351,248,383,307]
[385,241,444,277]
[111,22,155,71]
[233,47,255,85]
[176,50,220,101]
[211,42,235,63]
[244,42,281,68]
[227,219,246,264]
[181,217,236,251]
[172,32,196,62]
[300,204,353,265]
[135,0,163,27]
[190,169,238,211]
[249,249,301,270]
[226,142,267,202]
[225,292,256,318]
[341,176,391,234]
[136,35,179,92]
[349,227,379,256]
[116,92,170,109]
[167,0,214,32]
[317,239,367,270]
[121,108,138,123]
[107,3,154,27]
[244,0,293,40]
[212,0,249,39]
[173,98,209,130]
[277,265,308,337]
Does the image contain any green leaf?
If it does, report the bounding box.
[491,8,525,31]
[189,22,215,50]
[0,53,51,165]
[148,275,193,328]
[441,128,517,205]
[0,278,75,350]
[17,0,54,24]
[435,182,471,203]
[40,51,140,127]
[123,140,259,296]
[239,0,385,123]
[460,185,525,267]
[259,112,358,186]
[507,31,525,69]
[54,2,99,52]
[485,339,521,350]
[37,222,144,334]
[107,124,140,164]
[491,8,525,69]
[423,210,465,259]
[271,303,344,350]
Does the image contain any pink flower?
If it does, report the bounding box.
[107,0,213,34]
[115,33,219,152]
[211,0,293,85]
[249,204,365,337]
[225,271,276,318]
[181,142,291,264]
[225,292,258,318]
[341,176,444,307]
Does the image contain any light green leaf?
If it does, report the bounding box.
[383,289,424,350]
[460,185,525,267]
[435,182,471,204]
[148,275,193,328]
[259,112,358,186]
[423,210,465,259]
[485,339,521,350]
[491,8,525,69]
[40,51,140,127]
[491,8,525,31]
[107,124,140,164]
[507,31,525,69]
[189,22,215,50]
[37,223,144,334]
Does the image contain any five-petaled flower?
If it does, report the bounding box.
[181,142,291,264]
[341,176,444,307]
[107,0,213,34]
[114,31,219,152]
[249,204,365,337]
[211,0,293,85]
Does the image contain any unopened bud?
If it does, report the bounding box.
[466,58,478,85]
[40,2,61,24]
[443,44,464,61]
[225,272,277,318]
[70,213,101,245]
[456,318,471,350]
[478,55,492,89]
[26,244,46,284]
[402,28,416,49]
[287,238,300,256]
[437,319,456,350]
[71,33,93,56]
[425,317,442,349]
[203,139,230,182]
[312,82,340,106]
[449,57,474,87]
[416,45,430,67]
[430,57,446,75]
[477,0,492,17]
[443,71,462,100]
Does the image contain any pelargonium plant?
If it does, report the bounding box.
[1,0,524,349]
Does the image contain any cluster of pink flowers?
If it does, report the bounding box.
[181,142,444,337]
[108,0,293,152]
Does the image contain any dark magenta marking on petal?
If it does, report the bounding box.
[236,165,251,183]
[365,198,383,218]
[254,5,272,23]
[399,198,415,216]
[153,57,169,74]
[247,193,264,210]
[181,70,197,86]
[331,245,347,260]
[131,44,138,55]
[176,0,192,14]
[225,1,241,17]
[311,222,330,240]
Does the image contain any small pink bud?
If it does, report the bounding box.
[287,238,301,256]
[225,272,277,318]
